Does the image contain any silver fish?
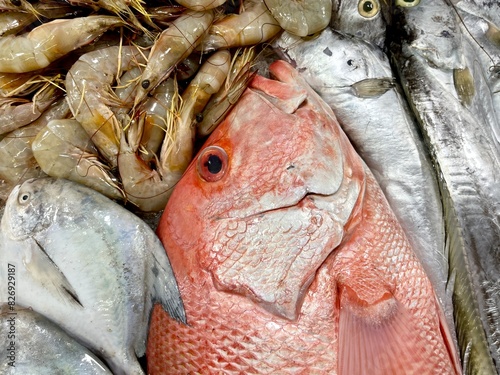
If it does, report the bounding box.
[0,177,185,375]
[330,0,392,48]
[390,1,500,373]
[452,6,500,148]
[275,27,455,344]
[450,0,500,30]
[0,304,112,374]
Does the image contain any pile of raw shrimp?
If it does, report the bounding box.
[0,0,332,214]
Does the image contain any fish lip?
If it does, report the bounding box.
[220,192,325,222]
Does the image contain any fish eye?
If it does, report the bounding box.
[141,80,150,89]
[197,146,228,182]
[358,0,380,18]
[395,0,420,7]
[18,192,30,204]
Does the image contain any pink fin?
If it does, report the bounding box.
[434,293,463,374]
[338,285,451,375]
[249,74,307,114]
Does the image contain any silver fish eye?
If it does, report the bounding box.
[18,192,30,204]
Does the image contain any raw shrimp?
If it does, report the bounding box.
[135,78,176,161]
[145,5,186,28]
[199,0,282,51]
[0,84,58,135]
[66,45,148,168]
[0,16,123,73]
[0,11,36,36]
[197,47,256,136]
[0,0,39,15]
[175,0,227,11]
[0,98,70,188]
[120,51,231,212]
[134,10,214,107]
[264,0,332,36]
[32,119,125,200]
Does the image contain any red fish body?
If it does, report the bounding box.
[148,61,461,374]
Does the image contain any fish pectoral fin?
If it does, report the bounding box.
[433,292,462,375]
[337,284,429,375]
[24,239,83,308]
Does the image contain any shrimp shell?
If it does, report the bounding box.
[0,16,123,73]
[0,85,58,135]
[197,47,256,136]
[136,78,176,161]
[199,0,281,51]
[264,0,332,37]
[0,98,70,188]
[0,11,37,37]
[32,119,124,200]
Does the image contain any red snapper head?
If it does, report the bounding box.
[157,60,365,321]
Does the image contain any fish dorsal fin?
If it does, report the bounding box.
[337,281,461,375]
[24,238,82,307]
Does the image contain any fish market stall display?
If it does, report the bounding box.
[0,0,498,374]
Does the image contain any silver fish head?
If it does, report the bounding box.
[1,178,61,240]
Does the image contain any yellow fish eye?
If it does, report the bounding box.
[358,0,380,18]
[395,0,421,7]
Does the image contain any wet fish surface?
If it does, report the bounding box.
[0,177,185,375]
[390,1,500,373]
[0,304,112,374]
[146,60,461,374]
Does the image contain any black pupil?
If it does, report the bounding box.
[363,1,374,12]
[205,154,222,174]
[21,194,28,201]
[141,80,150,89]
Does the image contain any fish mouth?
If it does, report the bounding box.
[234,192,330,222]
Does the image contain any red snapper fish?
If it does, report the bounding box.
[148,60,461,374]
